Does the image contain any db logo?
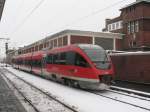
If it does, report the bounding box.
[104,72,109,74]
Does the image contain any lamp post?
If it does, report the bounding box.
[0,38,10,66]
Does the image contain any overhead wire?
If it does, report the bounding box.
[46,0,129,35]
[12,0,129,37]
[11,0,45,36]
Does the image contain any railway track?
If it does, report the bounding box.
[3,67,150,112]
[108,88,150,101]
[90,89,150,111]
[1,68,78,112]
[1,71,40,112]
[110,86,150,98]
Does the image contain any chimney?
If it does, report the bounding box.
[105,19,111,29]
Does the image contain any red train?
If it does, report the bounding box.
[12,44,114,90]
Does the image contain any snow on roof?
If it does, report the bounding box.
[46,29,123,40]
[121,0,150,10]
[109,51,150,56]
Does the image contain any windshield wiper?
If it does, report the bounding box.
[93,60,110,63]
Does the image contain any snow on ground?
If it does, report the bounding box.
[0,63,6,67]
[96,90,150,109]
[5,67,150,112]
[3,71,73,112]
[2,73,37,112]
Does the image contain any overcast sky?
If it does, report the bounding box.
[0,0,135,56]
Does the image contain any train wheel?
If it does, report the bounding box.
[51,74,57,81]
[63,79,72,87]
[74,81,80,88]
[63,78,69,86]
[63,78,80,88]
[68,80,72,87]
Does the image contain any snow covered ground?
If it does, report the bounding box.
[3,67,150,112]
[0,63,6,67]
[3,71,74,112]
[94,90,150,109]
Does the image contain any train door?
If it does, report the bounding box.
[73,52,94,78]
[65,51,92,78]
[41,55,46,76]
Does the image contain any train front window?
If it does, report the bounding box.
[84,49,107,61]
[84,49,110,69]
[75,53,90,67]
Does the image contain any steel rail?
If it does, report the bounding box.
[0,71,40,112]
[110,86,150,98]
[4,68,78,112]
[89,90,150,111]
[107,89,150,101]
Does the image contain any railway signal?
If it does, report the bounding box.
[0,38,10,54]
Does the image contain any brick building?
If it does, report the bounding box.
[17,29,122,55]
[102,0,150,50]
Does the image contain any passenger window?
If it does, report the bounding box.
[32,60,35,66]
[59,52,66,65]
[53,54,59,64]
[37,60,42,67]
[75,53,89,67]
[32,60,41,67]
[46,54,53,64]
[66,51,75,65]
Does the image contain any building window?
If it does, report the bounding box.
[127,21,139,34]
[107,21,123,31]
[108,24,111,31]
[112,23,115,30]
[135,21,139,32]
[131,22,134,33]
[133,41,136,47]
[116,22,119,29]
[119,21,123,29]
[129,7,135,12]
[127,22,131,34]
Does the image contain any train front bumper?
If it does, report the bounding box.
[78,81,110,90]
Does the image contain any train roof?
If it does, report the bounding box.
[77,44,104,50]
[14,44,105,57]
[32,50,46,59]
[47,44,104,54]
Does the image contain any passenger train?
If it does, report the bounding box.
[12,44,114,90]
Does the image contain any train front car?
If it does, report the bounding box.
[45,44,114,90]
[76,44,114,90]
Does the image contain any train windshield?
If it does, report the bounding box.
[84,49,108,61]
[78,44,110,69]
[84,49,110,69]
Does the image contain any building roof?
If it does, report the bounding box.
[0,0,5,21]
[46,29,123,40]
[106,16,122,24]
[27,29,123,49]
[120,0,150,10]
